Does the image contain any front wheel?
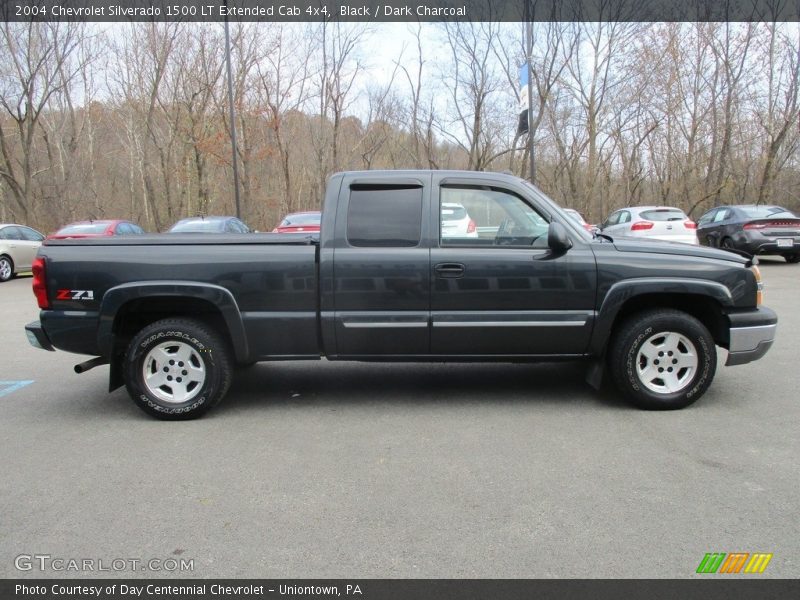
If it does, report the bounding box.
[124,318,232,419]
[608,309,717,410]
[0,255,13,282]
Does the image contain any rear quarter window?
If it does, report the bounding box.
[346,186,423,247]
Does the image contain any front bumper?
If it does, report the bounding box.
[25,320,55,352]
[725,306,777,366]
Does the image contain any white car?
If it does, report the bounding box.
[0,224,45,282]
[601,206,698,245]
[441,202,478,238]
[563,208,598,234]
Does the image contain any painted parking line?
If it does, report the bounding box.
[0,381,34,398]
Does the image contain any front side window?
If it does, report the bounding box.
[0,226,21,240]
[604,212,621,228]
[347,186,423,247]
[439,186,550,248]
[697,210,715,226]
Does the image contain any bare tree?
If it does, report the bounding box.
[0,22,88,223]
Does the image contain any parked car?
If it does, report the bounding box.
[601,206,698,244]
[168,216,251,234]
[48,220,145,240]
[564,208,598,234]
[0,224,45,282]
[696,205,800,263]
[441,202,478,238]
[272,211,321,233]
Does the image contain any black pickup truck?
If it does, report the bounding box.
[25,170,777,419]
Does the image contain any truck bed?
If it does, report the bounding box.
[38,234,321,361]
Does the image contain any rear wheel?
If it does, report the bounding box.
[785,254,800,264]
[609,309,717,410]
[720,237,735,251]
[124,318,232,419]
[0,255,13,282]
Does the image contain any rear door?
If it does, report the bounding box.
[429,175,596,356]
[5,226,41,271]
[329,175,431,357]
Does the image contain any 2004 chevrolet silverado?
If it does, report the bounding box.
[25,171,777,419]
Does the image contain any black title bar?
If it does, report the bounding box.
[3,0,800,22]
[5,579,800,600]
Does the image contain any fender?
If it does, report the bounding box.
[97,281,249,362]
[589,277,733,355]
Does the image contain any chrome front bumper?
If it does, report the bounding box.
[726,307,778,366]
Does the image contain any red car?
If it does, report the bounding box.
[272,211,321,233]
[47,220,145,240]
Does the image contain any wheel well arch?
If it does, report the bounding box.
[610,293,729,348]
[111,296,234,354]
[97,282,250,363]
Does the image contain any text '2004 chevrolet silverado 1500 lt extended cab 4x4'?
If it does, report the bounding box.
[25,171,777,419]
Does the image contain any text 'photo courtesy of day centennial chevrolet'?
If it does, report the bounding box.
[24,171,777,419]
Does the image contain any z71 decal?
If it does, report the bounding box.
[56,289,95,301]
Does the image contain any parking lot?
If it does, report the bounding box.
[1,259,798,579]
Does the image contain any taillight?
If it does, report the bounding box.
[744,220,797,230]
[750,264,763,306]
[583,223,593,231]
[32,257,50,309]
[630,221,654,231]
[467,219,476,234]
[684,220,697,229]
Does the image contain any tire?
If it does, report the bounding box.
[720,237,735,251]
[785,254,800,264]
[608,309,717,410]
[123,318,233,420]
[0,255,13,282]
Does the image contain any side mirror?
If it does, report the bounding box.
[548,222,573,252]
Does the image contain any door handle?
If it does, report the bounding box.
[434,263,465,278]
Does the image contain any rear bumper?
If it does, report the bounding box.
[25,321,55,352]
[725,306,778,366]
[734,233,798,256]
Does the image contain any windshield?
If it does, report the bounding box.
[739,206,795,219]
[640,209,687,221]
[441,203,468,221]
[56,223,111,234]
[169,220,224,232]
[281,213,321,226]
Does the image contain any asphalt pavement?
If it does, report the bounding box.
[1,260,798,578]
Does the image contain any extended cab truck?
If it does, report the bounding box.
[25,171,777,419]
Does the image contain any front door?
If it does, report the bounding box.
[430,178,596,356]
